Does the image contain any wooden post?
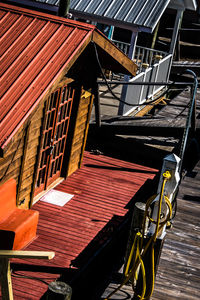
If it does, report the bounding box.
[151,21,160,51]
[29,102,48,208]
[16,122,31,206]
[128,31,138,60]
[0,250,55,300]
[119,30,138,115]
[169,10,184,57]
[0,258,13,300]
[94,82,101,128]
[58,0,70,17]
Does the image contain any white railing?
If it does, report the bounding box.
[110,39,172,116]
[119,54,173,116]
[134,46,168,73]
[112,39,130,56]
[111,40,168,70]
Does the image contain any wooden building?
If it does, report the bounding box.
[0,3,137,209]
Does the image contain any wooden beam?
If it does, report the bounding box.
[128,31,138,60]
[94,82,101,128]
[169,10,184,56]
[0,250,55,300]
[79,93,94,168]
[92,31,137,77]
[58,0,70,17]
[16,122,31,206]
[0,250,55,260]
[135,96,167,117]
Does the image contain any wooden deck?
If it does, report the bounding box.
[99,86,200,300]
[101,157,200,300]
[4,151,157,299]
[172,60,200,76]
[153,158,200,299]
[91,79,200,140]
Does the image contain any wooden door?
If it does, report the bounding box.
[35,84,74,194]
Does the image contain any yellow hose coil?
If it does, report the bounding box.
[105,171,172,300]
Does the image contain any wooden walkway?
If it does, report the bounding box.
[91,82,200,138]
[91,116,200,137]
[152,159,200,300]
[172,60,200,76]
[4,152,157,299]
[101,157,200,300]
[100,86,200,300]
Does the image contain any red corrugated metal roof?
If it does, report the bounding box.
[5,151,158,299]
[0,3,95,149]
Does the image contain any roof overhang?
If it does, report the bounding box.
[168,0,197,10]
[1,0,172,33]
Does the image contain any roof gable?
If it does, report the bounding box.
[0,3,136,151]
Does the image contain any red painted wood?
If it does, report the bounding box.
[0,178,39,250]
[3,152,157,299]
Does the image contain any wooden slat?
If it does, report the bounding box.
[0,251,55,259]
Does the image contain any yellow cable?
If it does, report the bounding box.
[124,233,139,277]
[104,171,172,300]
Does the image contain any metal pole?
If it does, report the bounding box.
[169,10,184,56]
[94,82,101,128]
[97,80,193,86]
[179,69,198,172]
[58,0,70,17]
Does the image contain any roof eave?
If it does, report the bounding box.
[70,9,153,33]
[168,0,197,10]
[92,29,138,77]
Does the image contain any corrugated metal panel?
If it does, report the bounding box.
[0,3,94,148]
[34,0,171,30]
[7,151,157,298]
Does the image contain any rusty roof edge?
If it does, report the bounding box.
[0,30,93,150]
[0,2,95,31]
[91,29,138,77]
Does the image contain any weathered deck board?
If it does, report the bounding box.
[90,116,200,137]
[101,158,200,300]
[172,61,200,76]
[101,86,200,300]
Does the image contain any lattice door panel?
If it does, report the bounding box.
[35,85,74,194]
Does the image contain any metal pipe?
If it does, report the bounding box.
[97,80,194,86]
[179,69,199,171]
[58,0,70,17]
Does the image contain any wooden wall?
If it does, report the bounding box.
[66,89,94,177]
[0,100,44,209]
[0,83,94,208]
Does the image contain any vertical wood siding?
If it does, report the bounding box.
[67,89,94,176]
[0,100,45,209]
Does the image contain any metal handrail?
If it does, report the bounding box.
[179,69,199,172]
[134,46,168,72]
[111,39,130,55]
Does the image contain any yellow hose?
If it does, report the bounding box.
[105,171,172,300]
